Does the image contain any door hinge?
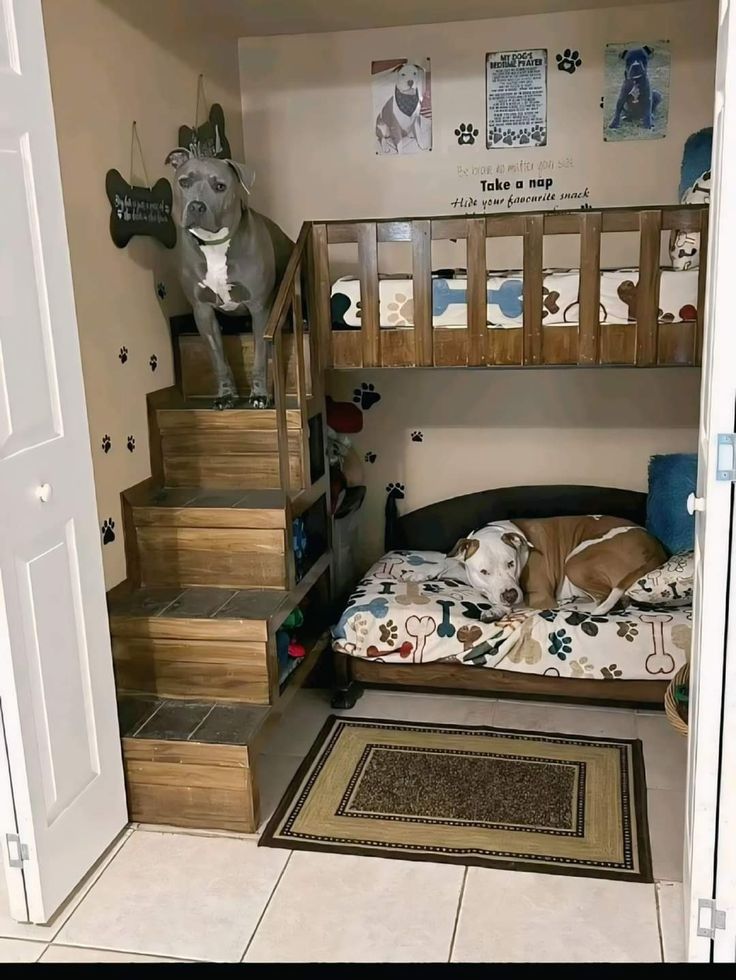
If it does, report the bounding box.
[5,833,29,869]
[716,433,736,482]
[697,898,727,939]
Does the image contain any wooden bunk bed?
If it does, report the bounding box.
[258,203,706,710]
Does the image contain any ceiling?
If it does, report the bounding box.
[103,0,676,39]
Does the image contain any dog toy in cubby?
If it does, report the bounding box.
[288,640,306,659]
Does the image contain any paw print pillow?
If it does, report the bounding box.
[626,551,694,607]
[669,170,710,270]
[364,550,450,582]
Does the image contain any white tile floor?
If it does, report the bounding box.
[0,689,688,963]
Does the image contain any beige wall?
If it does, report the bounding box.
[42,0,244,587]
[239,1,712,567]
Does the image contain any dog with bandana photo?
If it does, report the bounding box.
[373,58,432,155]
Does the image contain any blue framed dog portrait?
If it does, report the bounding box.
[604,41,671,141]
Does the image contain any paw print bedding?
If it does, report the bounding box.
[330,268,698,329]
[332,550,690,682]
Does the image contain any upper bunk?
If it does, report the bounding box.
[268,204,708,372]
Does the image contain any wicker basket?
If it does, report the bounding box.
[665,663,689,736]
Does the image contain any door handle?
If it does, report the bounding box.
[687,492,705,515]
[35,483,52,504]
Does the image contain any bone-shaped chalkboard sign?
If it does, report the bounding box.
[105,170,177,249]
[179,103,231,160]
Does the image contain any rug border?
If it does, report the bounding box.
[259,715,654,884]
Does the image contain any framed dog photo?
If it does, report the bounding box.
[486,50,548,149]
[604,41,671,141]
[373,58,432,155]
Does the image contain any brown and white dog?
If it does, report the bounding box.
[448,516,666,622]
[375,63,431,154]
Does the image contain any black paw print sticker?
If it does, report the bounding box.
[353,382,381,410]
[149,354,158,372]
[548,629,573,661]
[530,125,546,144]
[365,451,377,464]
[580,203,593,210]
[556,49,582,74]
[101,434,111,454]
[156,281,167,300]
[455,123,479,146]
[118,346,128,364]
[386,482,405,500]
[101,518,116,545]
[411,431,423,442]
[126,435,135,452]
[599,96,605,109]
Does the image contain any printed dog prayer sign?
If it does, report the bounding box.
[603,41,670,141]
[486,50,548,149]
[373,58,432,155]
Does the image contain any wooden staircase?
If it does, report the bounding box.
[109,247,333,833]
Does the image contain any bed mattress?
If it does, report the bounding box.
[330,268,699,329]
[332,551,690,682]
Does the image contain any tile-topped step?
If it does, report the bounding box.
[156,402,304,491]
[177,332,310,400]
[109,586,285,703]
[119,694,270,833]
[129,488,291,590]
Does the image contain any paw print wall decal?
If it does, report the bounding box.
[455,123,479,146]
[411,431,423,442]
[156,281,167,300]
[556,49,582,74]
[119,346,128,364]
[365,451,377,464]
[353,382,381,410]
[126,435,136,452]
[101,434,111,454]
[101,518,116,545]
[386,482,406,500]
[149,354,158,372]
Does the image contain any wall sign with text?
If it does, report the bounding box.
[486,49,548,149]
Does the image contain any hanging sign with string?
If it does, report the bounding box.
[178,75,231,159]
[105,121,177,249]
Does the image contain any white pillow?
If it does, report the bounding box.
[363,550,452,582]
[669,171,711,271]
[627,551,694,607]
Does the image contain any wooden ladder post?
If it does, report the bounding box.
[696,209,709,365]
[311,223,333,370]
[523,213,544,365]
[578,211,602,365]
[467,218,487,367]
[411,219,432,366]
[357,222,380,367]
[636,209,662,366]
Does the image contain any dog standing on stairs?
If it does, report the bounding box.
[166,148,293,409]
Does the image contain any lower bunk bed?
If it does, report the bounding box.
[331,485,691,709]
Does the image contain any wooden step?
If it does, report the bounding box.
[156,404,304,490]
[119,694,270,832]
[178,333,311,400]
[109,585,286,704]
[109,556,330,703]
[130,489,290,590]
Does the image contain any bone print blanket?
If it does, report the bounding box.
[332,550,691,682]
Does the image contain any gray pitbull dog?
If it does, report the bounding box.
[165,149,293,408]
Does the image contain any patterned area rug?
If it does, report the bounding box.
[260,716,652,882]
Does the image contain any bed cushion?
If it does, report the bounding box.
[646,453,697,555]
[333,554,690,681]
[626,551,694,607]
[363,550,452,582]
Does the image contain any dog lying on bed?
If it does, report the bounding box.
[447,516,666,623]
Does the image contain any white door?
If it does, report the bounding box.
[0,0,126,923]
[684,0,736,961]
